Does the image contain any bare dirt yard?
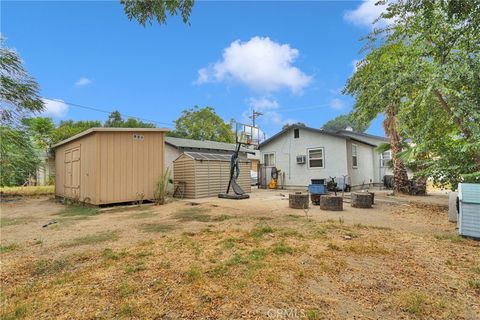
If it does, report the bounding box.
[1,189,479,319]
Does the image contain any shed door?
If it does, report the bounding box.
[64,147,81,198]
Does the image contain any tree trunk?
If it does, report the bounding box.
[384,105,410,194]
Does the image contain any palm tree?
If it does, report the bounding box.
[383,105,409,193]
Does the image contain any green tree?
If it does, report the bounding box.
[0,38,44,125]
[103,110,156,128]
[121,0,195,26]
[169,106,234,143]
[0,126,40,186]
[345,0,480,190]
[345,43,412,193]
[321,114,367,132]
[53,120,102,144]
[22,117,55,150]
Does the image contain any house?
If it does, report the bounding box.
[258,125,393,189]
[53,128,168,205]
[165,136,254,174]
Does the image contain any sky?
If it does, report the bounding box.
[2,0,388,138]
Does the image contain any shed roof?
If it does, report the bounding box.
[52,127,169,148]
[179,151,249,162]
[166,136,252,153]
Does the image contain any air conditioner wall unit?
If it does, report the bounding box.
[296,155,306,164]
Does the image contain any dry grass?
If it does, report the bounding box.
[0,185,54,196]
[1,197,479,319]
[60,230,120,248]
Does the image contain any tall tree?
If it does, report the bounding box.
[53,120,102,144]
[0,126,40,186]
[0,38,44,125]
[345,43,413,193]
[321,114,367,132]
[121,0,195,26]
[169,106,234,143]
[22,117,55,150]
[346,0,480,190]
[103,110,156,128]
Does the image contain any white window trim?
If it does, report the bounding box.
[380,150,391,167]
[307,147,325,169]
[352,144,358,169]
[263,152,276,167]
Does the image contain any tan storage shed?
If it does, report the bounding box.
[173,151,251,199]
[53,128,168,205]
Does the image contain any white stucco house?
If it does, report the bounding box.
[258,125,394,189]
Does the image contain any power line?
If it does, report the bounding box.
[42,98,173,127]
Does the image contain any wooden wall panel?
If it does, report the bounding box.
[97,131,164,204]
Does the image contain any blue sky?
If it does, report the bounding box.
[2,1,387,137]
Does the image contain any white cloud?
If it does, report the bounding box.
[196,36,312,93]
[41,98,69,117]
[75,77,92,87]
[344,0,389,28]
[329,98,345,110]
[248,97,279,111]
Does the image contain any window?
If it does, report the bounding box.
[308,148,324,168]
[381,150,391,167]
[263,153,275,166]
[294,128,300,139]
[352,144,358,168]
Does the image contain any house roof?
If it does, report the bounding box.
[259,124,379,148]
[165,136,252,153]
[180,151,249,162]
[52,127,169,148]
[335,129,389,144]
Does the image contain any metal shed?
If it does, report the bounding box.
[53,128,168,205]
[458,183,480,239]
[173,151,251,199]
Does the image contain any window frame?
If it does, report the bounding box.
[380,150,391,168]
[293,128,300,139]
[263,152,276,167]
[307,147,325,169]
[352,144,358,168]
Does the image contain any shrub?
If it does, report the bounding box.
[154,167,171,205]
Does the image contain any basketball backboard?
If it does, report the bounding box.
[235,122,261,146]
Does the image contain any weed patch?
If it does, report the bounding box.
[272,242,294,255]
[125,262,146,274]
[33,258,70,276]
[226,253,249,266]
[61,230,119,248]
[101,248,126,260]
[468,279,480,290]
[186,265,202,282]
[0,243,18,253]
[138,223,173,233]
[397,290,426,314]
[174,207,212,222]
[55,206,99,217]
[434,233,465,243]
[0,217,33,227]
[250,224,274,239]
[2,304,28,320]
[249,248,267,261]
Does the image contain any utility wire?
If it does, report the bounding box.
[42,98,174,127]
